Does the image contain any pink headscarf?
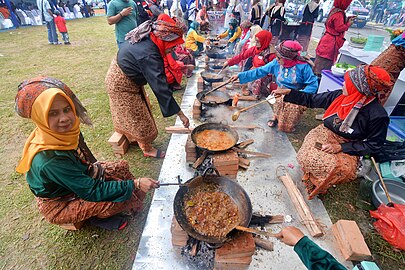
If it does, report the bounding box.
[275,40,307,68]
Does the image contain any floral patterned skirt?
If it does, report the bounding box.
[37,161,146,224]
[297,125,359,199]
[274,96,306,133]
[105,58,158,144]
[370,44,405,105]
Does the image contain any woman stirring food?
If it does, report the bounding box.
[230,40,318,132]
[15,77,159,230]
[105,14,189,159]
[272,65,392,199]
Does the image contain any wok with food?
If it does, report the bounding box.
[191,122,239,152]
[173,168,252,243]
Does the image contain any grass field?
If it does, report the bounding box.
[0,16,404,270]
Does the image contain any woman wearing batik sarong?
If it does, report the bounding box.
[370,32,405,105]
[273,65,392,199]
[15,77,159,230]
[231,40,318,133]
[223,30,276,97]
[105,14,189,159]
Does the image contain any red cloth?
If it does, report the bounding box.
[149,14,184,85]
[164,54,183,84]
[315,9,350,62]
[323,66,391,120]
[254,30,272,54]
[54,15,67,32]
[333,0,352,10]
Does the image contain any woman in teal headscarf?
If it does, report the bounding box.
[217,18,242,53]
[185,21,207,56]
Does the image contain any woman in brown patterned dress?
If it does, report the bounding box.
[273,65,392,199]
[105,14,190,159]
[15,77,159,230]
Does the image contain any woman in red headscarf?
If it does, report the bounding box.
[313,0,355,77]
[273,65,393,199]
[222,30,276,96]
[105,14,190,159]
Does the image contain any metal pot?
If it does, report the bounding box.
[191,122,239,152]
[173,168,252,244]
[372,179,405,207]
[196,90,230,106]
[201,71,224,83]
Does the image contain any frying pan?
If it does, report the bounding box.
[196,90,230,106]
[206,48,227,59]
[191,122,239,152]
[201,71,224,83]
[173,168,252,244]
[209,63,224,70]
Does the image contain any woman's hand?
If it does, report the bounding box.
[272,88,291,97]
[321,144,342,154]
[177,111,190,128]
[275,226,305,246]
[137,178,160,193]
[230,74,239,82]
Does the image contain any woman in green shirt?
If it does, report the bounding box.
[276,226,346,270]
[15,77,159,230]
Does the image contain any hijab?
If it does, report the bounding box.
[333,0,352,10]
[323,65,393,133]
[228,18,239,38]
[254,30,272,54]
[187,21,200,36]
[275,40,307,68]
[16,88,81,173]
[248,24,262,48]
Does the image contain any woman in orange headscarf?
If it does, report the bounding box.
[273,65,393,199]
[105,14,190,159]
[223,30,276,96]
[313,0,355,77]
[15,77,159,230]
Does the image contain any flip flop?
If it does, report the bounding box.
[143,149,166,159]
[267,119,278,128]
[88,215,128,231]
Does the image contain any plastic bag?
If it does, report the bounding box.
[391,159,405,178]
[369,204,405,250]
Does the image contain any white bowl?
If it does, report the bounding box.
[331,66,346,77]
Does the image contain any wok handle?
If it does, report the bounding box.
[202,167,221,177]
[204,79,232,96]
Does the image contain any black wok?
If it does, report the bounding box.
[209,63,224,70]
[201,71,224,83]
[196,89,230,106]
[173,168,252,244]
[206,48,227,59]
[191,122,239,152]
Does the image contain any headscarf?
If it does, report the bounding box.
[254,30,272,54]
[333,0,352,10]
[125,14,184,51]
[275,40,307,68]
[16,76,92,126]
[187,21,200,36]
[323,65,393,133]
[228,18,239,39]
[248,24,262,48]
[15,88,81,173]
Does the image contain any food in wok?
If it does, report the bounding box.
[184,183,240,238]
[194,130,235,151]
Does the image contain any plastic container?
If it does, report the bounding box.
[318,70,344,93]
[364,35,385,52]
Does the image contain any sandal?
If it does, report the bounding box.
[242,88,251,96]
[88,215,128,231]
[267,119,278,128]
[143,149,166,159]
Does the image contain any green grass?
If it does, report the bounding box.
[0,16,183,269]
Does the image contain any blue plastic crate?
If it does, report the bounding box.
[387,116,405,142]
